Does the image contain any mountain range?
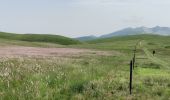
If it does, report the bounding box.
[76,26,170,41]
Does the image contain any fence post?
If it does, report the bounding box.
[91,65,94,89]
[133,56,135,69]
[130,60,133,95]
[133,47,136,69]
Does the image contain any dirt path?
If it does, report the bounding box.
[0,46,115,58]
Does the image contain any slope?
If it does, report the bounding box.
[0,32,81,45]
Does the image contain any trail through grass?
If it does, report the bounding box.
[143,47,170,69]
[140,40,170,69]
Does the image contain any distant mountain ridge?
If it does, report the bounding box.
[100,26,170,38]
[76,26,170,41]
[75,35,97,41]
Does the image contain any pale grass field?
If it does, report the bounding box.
[0,46,124,100]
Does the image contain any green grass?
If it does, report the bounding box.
[0,34,170,99]
[0,32,81,45]
[0,38,66,48]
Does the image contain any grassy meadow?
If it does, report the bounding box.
[0,34,170,99]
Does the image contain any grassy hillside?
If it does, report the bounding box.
[87,34,170,43]
[70,34,170,99]
[0,34,170,99]
[70,34,170,51]
[0,38,67,48]
[0,32,81,45]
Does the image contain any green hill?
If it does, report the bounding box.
[0,32,81,45]
[87,34,170,44]
[70,34,170,52]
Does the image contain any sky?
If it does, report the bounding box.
[0,0,170,37]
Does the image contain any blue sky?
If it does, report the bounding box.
[0,0,170,37]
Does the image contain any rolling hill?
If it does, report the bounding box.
[71,34,170,51]
[0,32,81,45]
[87,34,168,43]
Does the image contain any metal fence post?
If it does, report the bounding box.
[133,47,136,69]
[130,60,133,94]
[133,56,135,69]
